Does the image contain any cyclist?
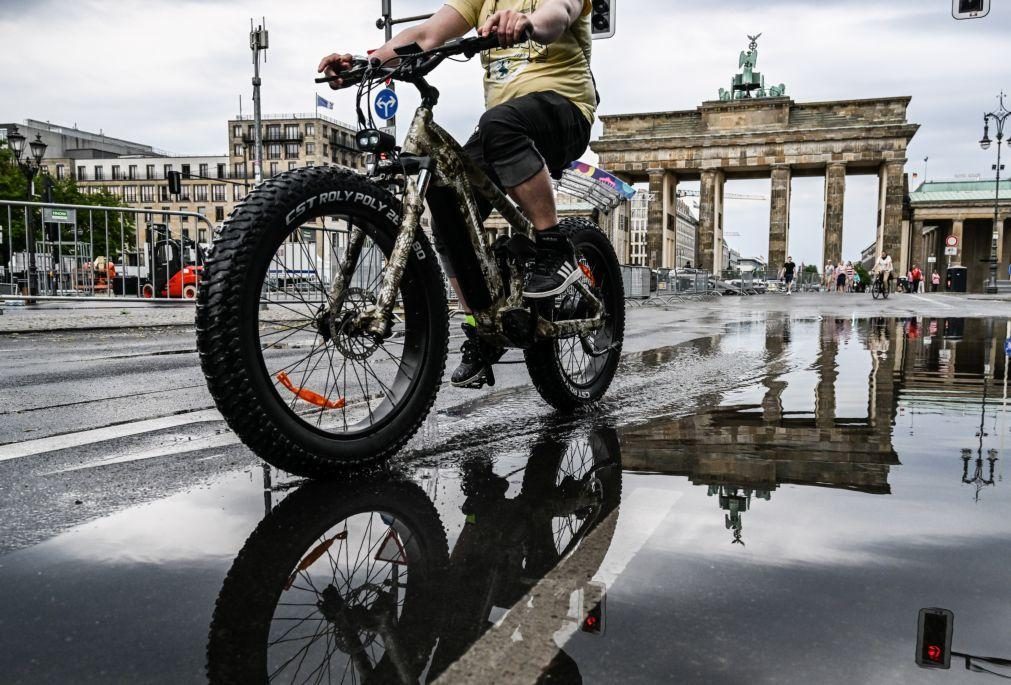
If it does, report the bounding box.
[319,0,597,389]
[873,252,893,293]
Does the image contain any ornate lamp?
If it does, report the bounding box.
[6,124,26,162]
[28,134,47,166]
[979,122,991,150]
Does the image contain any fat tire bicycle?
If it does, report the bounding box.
[196,34,625,478]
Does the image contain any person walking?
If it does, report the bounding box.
[782,256,797,295]
[910,264,923,294]
[845,261,856,292]
[824,263,836,291]
[931,270,941,292]
[836,261,847,293]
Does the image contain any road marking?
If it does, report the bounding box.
[0,409,223,462]
[908,294,955,309]
[40,431,240,474]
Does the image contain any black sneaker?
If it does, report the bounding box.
[451,324,502,389]
[523,229,582,300]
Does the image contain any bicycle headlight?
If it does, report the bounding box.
[355,128,396,153]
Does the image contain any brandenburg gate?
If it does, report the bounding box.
[591,36,920,272]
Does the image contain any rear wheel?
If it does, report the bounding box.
[524,218,625,411]
[197,167,449,477]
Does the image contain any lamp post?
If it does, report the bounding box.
[5,125,48,296]
[980,92,1009,295]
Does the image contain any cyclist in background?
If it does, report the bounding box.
[319,0,596,389]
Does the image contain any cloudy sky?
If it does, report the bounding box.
[1,0,1008,266]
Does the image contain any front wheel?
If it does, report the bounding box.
[524,218,625,411]
[197,167,449,478]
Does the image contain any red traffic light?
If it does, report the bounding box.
[916,608,953,670]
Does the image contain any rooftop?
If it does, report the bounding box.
[910,179,1010,204]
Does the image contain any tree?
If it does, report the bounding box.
[0,148,135,267]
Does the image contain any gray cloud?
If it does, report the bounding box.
[1,0,1008,265]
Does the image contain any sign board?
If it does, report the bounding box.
[373,88,399,121]
[43,208,76,224]
[927,256,937,263]
[944,246,958,256]
[945,235,959,248]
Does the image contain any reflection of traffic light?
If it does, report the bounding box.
[582,602,603,634]
[952,0,990,19]
[916,608,953,669]
[590,0,615,40]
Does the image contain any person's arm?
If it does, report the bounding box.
[318,5,472,86]
[479,0,586,47]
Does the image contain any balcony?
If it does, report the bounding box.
[242,131,304,144]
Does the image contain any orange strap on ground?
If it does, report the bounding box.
[276,371,346,409]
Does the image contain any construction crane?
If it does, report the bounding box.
[676,190,767,201]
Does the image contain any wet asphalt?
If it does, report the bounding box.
[1,293,1011,684]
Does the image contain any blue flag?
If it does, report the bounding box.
[316,94,333,110]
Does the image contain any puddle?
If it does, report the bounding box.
[1,316,1009,684]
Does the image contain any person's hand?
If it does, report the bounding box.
[479,10,533,47]
[317,53,355,90]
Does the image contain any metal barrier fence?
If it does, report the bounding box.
[1,199,215,302]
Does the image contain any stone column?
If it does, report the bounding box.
[647,170,666,268]
[909,220,925,278]
[822,163,846,268]
[877,161,906,266]
[698,169,725,272]
[769,165,792,272]
[660,171,678,268]
[816,318,838,429]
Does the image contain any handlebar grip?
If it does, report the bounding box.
[463,28,532,56]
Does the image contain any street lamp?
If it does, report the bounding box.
[980,92,1008,295]
[5,125,48,296]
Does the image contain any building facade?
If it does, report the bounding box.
[629,191,698,268]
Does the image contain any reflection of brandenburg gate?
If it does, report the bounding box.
[619,319,905,541]
[591,37,919,272]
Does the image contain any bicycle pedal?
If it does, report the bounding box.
[453,365,496,390]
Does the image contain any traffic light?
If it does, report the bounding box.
[167,170,182,196]
[581,601,604,634]
[916,608,953,669]
[590,0,615,40]
[952,0,990,19]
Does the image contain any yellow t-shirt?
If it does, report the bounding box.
[444,0,596,123]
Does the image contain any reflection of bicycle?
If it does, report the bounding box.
[196,34,625,479]
[871,273,891,300]
[207,428,622,683]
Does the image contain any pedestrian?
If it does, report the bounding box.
[931,271,940,292]
[824,262,835,291]
[836,261,847,293]
[782,256,797,295]
[853,271,862,291]
[845,261,855,292]
[910,264,923,294]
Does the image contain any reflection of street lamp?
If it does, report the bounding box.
[6,126,48,295]
[980,92,1008,295]
[961,324,999,501]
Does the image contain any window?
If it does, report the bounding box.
[233,185,244,201]
[163,164,173,177]
[285,143,299,159]
[266,124,281,139]
[124,186,138,202]
[128,164,138,180]
[146,164,155,179]
[179,185,191,201]
[197,206,206,217]
[180,208,190,222]
[233,144,243,156]
[195,185,208,201]
[159,186,170,201]
[306,161,314,167]
[288,161,297,171]
[56,164,66,180]
[161,207,171,222]
[107,185,120,198]
[141,186,155,202]
[94,166,104,180]
[267,143,281,160]
[284,124,299,139]
[77,166,87,180]
[143,208,153,222]
[199,228,209,243]
[183,228,191,239]
[216,163,225,179]
[111,165,122,180]
[199,163,208,177]
[233,162,244,178]
[306,124,315,136]
[212,185,226,202]
[181,164,191,178]
[214,207,225,222]
[233,124,241,138]
[306,142,315,155]
[269,162,279,176]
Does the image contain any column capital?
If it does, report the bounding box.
[882,159,908,170]
[826,161,847,170]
